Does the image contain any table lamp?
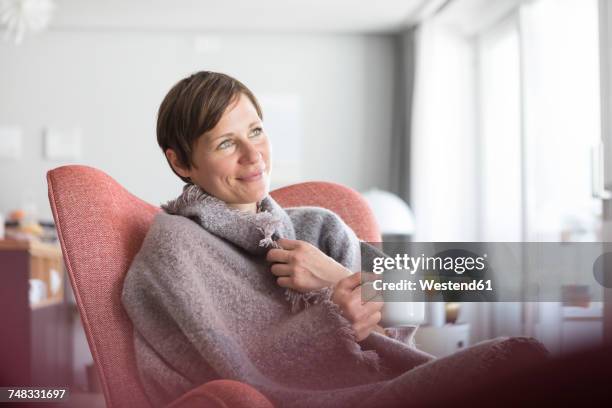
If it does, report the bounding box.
[361,189,415,237]
[361,189,424,341]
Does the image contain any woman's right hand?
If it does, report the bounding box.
[331,272,384,342]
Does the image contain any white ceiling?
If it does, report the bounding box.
[50,0,435,33]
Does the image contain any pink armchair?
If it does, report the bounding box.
[47,165,380,408]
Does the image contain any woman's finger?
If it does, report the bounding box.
[360,281,383,303]
[351,286,383,306]
[266,248,291,263]
[276,238,302,250]
[336,272,363,292]
[276,277,292,288]
[353,311,382,337]
[362,299,384,314]
[359,271,380,283]
[270,263,292,277]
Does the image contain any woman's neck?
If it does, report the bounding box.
[227,202,258,214]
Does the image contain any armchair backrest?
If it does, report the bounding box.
[47,165,380,408]
[270,181,381,242]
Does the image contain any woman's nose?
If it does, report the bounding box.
[239,140,262,164]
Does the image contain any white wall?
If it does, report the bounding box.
[0,30,396,220]
[0,28,397,388]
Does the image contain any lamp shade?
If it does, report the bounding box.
[361,189,415,235]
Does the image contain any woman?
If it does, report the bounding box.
[122,71,548,408]
[158,72,382,334]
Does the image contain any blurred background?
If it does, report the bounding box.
[1,0,611,403]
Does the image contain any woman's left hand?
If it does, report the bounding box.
[266,238,352,293]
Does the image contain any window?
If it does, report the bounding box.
[478,15,522,242]
[476,0,602,353]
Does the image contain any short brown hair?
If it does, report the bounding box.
[157,71,263,183]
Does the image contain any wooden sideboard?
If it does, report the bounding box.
[0,239,73,387]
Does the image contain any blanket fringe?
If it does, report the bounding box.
[284,288,329,313]
[259,236,276,248]
[322,297,385,374]
[283,288,386,373]
[162,184,208,214]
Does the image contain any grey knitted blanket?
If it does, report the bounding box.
[121,185,548,408]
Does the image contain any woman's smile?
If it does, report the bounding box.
[237,169,264,182]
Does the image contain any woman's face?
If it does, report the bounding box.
[169,93,271,212]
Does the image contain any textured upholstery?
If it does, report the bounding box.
[270,181,381,242]
[48,165,159,408]
[167,380,274,408]
[47,165,380,408]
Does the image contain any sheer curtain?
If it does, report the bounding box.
[410,18,478,243]
[409,15,481,337]
[520,0,602,355]
[409,0,602,349]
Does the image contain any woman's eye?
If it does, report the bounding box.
[218,139,234,150]
[250,127,263,137]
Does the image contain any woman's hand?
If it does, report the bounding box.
[331,272,384,342]
[266,238,352,293]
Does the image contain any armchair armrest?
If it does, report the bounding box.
[166,379,274,408]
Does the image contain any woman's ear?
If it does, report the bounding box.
[165,149,191,179]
